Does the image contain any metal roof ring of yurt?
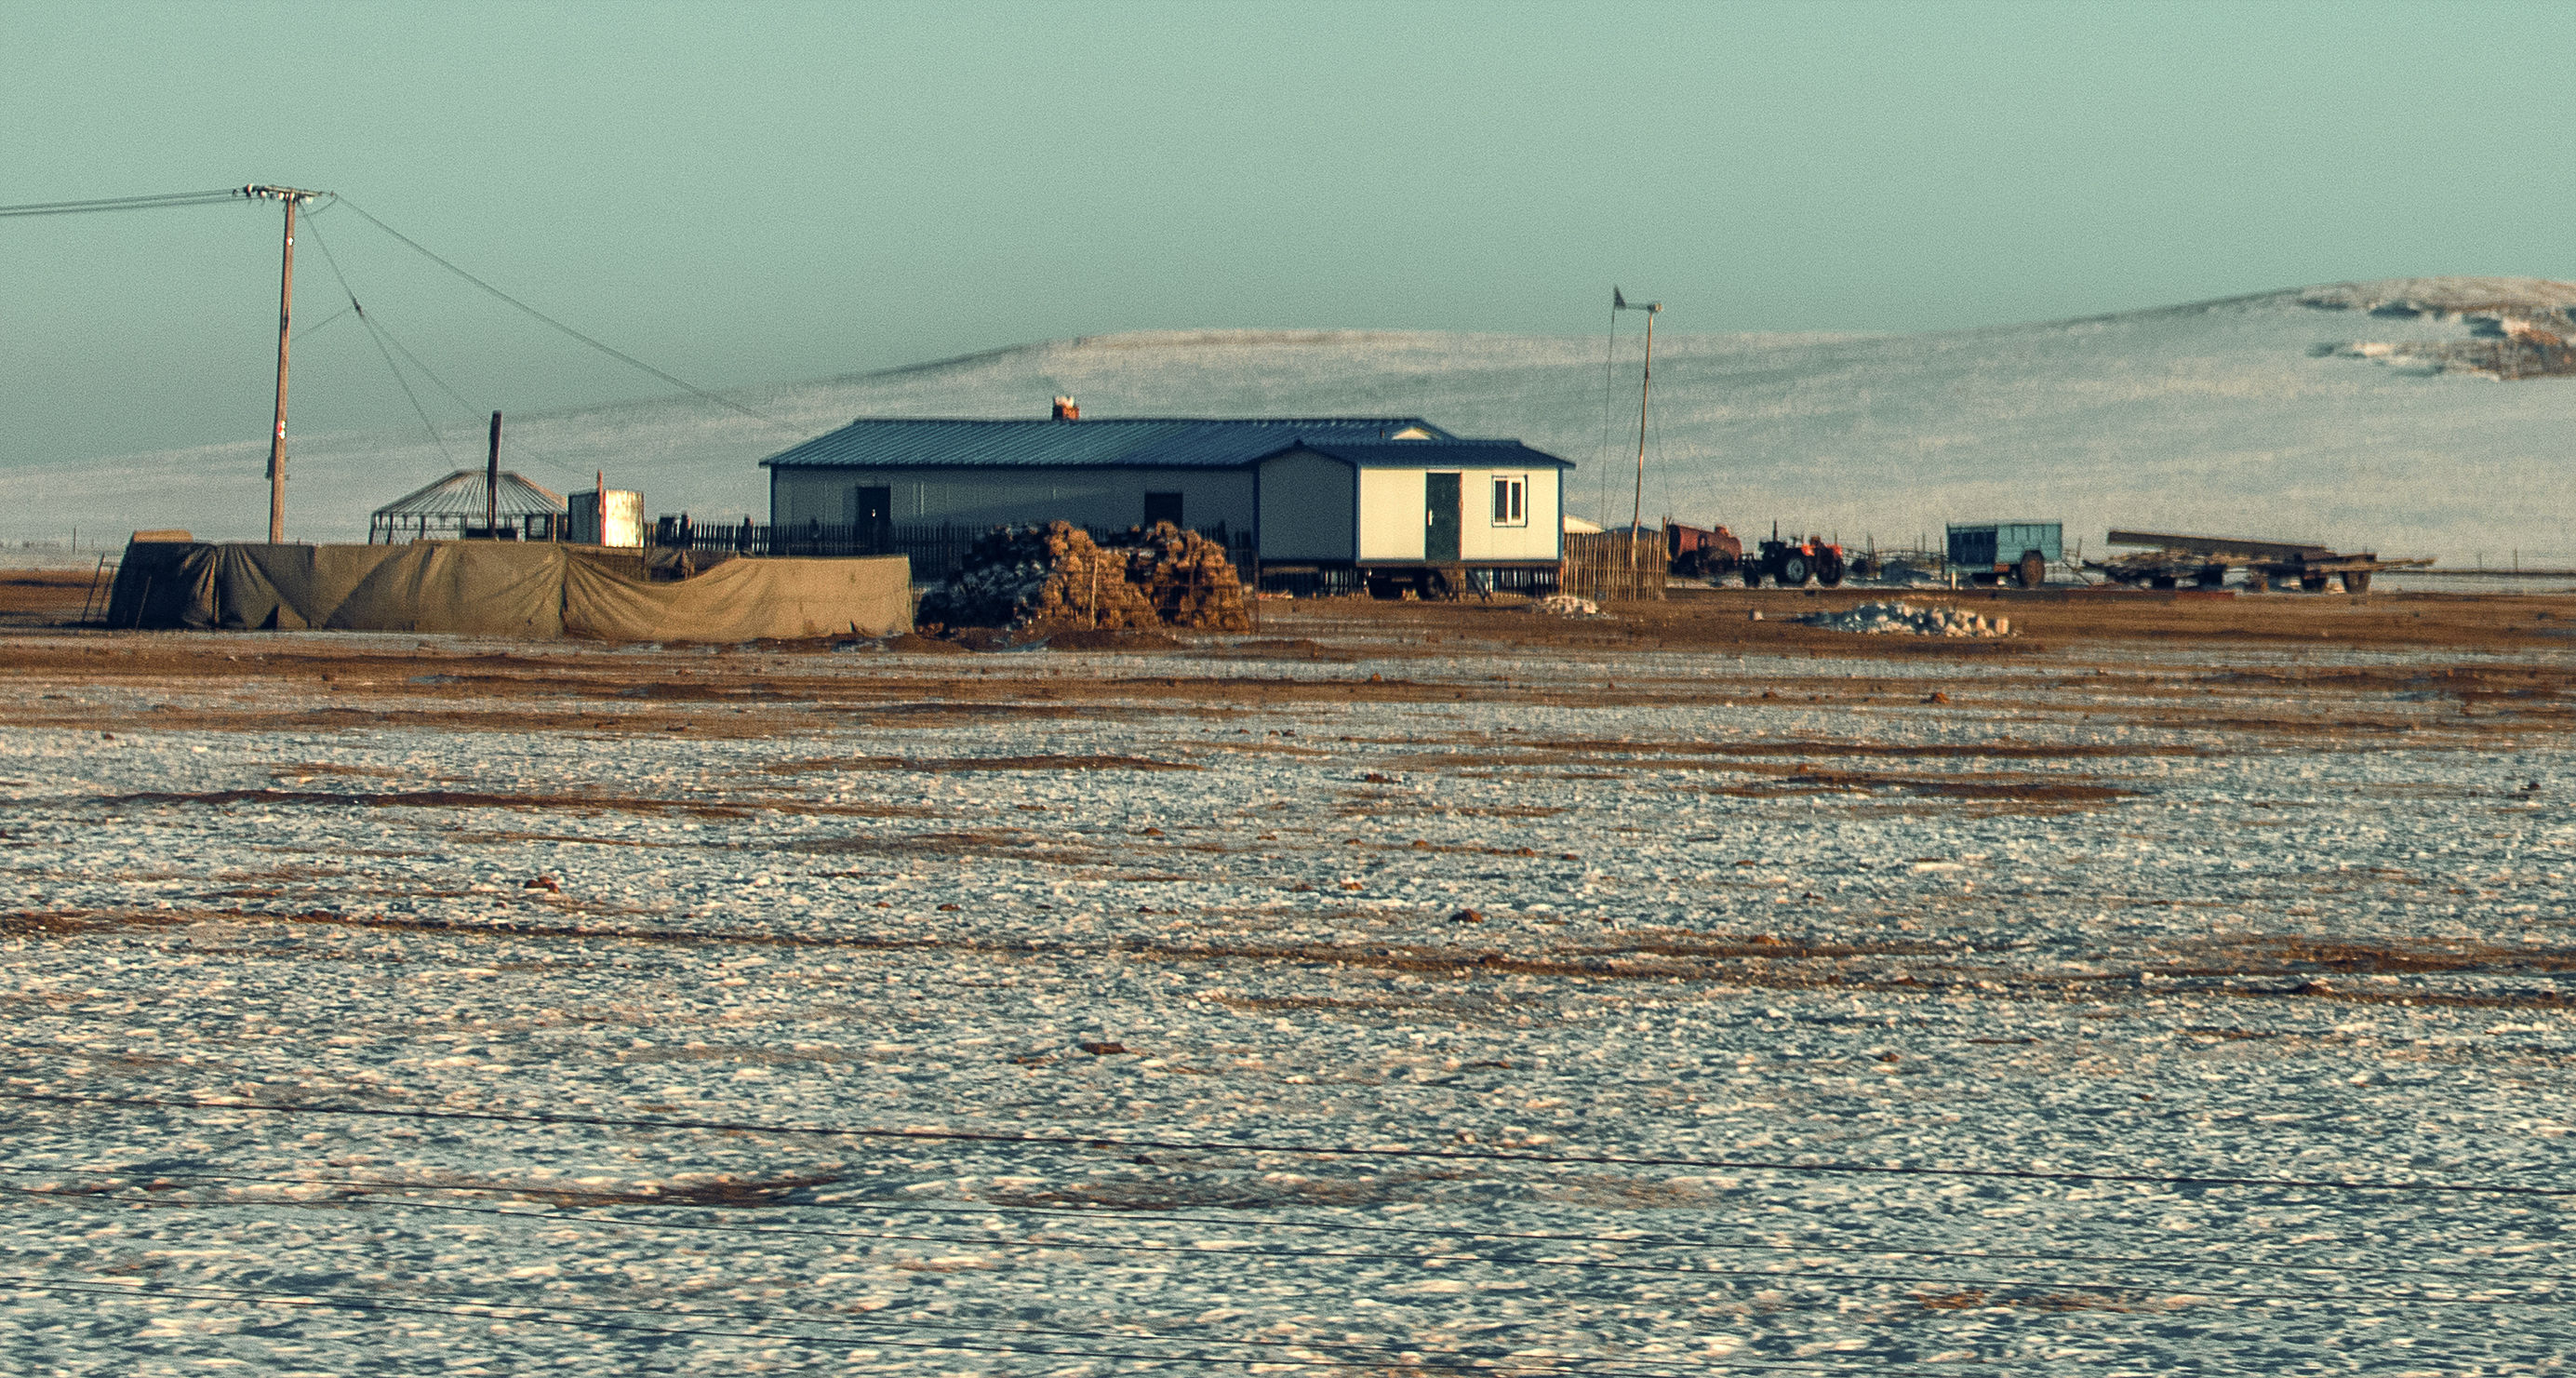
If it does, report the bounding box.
[369,470,567,542]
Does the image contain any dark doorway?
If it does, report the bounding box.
[1424,472,1462,562]
[1143,491,1184,527]
[853,486,893,554]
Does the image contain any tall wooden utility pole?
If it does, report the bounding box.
[1612,288,1662,572]
[241,185,325,543]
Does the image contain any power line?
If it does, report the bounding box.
[0,188,246,218]
[301,213,453,466]
[297,211,607,492]
[329,196,802,435]
[289,304,354,342]
[1598,295,1620,522]
[10,1089,2572,1199]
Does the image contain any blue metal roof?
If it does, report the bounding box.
[754,416,1572,472]
[1293,439,1573,470]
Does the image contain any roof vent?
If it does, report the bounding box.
[1051,396,1079,421]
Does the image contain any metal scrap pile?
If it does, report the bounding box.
[916,521,1249,633]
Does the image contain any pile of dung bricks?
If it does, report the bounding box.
[915,521,1248,633]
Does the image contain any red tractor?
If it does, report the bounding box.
[1742,525,1846,588]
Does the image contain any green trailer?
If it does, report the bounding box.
[1946,521,2062,588]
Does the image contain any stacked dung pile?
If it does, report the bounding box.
[1124,522,1252,632]
[915,522,1162,632]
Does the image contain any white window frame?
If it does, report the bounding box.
[1489,475,1528,527]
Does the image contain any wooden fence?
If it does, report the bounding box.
[1559,531,1666,601]
[651,518,1257,584]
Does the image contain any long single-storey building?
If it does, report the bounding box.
[758,403,1572,591]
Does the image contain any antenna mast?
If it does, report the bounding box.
[1613,288,1662,571]
[241,184,327,543]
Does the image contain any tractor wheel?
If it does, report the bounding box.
[2194,565,2228,589]
[1741,566,1764,589]
[2300,574,2329,593]
[2016,550,2047,589]
[2149,576,2178,590]
[2342,570,2371,594]
[1817,553,1847,587]
[1778,555,1812,587]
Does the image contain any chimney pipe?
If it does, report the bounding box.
[1051,396,1079,421]
[487,411,501,537]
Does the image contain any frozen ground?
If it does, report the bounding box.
[0,613,2572,1374]
[11,278,2576,566]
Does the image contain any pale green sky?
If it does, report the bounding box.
[4,1,2568,467]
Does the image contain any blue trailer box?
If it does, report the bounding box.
[1947,522,2062,579]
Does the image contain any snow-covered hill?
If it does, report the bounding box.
[14,277,2575,564]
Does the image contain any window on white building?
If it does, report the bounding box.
[1490,475,1528,526]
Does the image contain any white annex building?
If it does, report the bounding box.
[759,401,1571,591]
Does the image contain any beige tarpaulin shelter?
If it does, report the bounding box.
[105,541,909,641]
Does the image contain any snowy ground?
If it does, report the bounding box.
[2,619,2572,1374]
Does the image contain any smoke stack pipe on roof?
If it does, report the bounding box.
[1051,396,1078,421]
[486,411,501,536]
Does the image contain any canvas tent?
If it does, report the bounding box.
[105,541,909,641]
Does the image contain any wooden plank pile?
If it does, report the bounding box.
[2091,529,2431,593]
[915,521,1249,633]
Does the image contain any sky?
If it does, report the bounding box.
[4,0,2571,475]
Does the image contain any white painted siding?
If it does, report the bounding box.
[1356,468,1425,560]
[770,468,1255,536]
[1456,467,1561,561]
[769,458,1564,565]
[1254,453,1354,560]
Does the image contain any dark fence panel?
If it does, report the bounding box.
[653,518,1257,585]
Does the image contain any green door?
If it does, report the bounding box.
[1424,473,1462,562]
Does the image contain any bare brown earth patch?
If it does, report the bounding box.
[23,904,2573,1010]
[267,762,404,780]
[89,787,764,820]
[0,570,102,628]
[61,787,932,823]
[1033,627,1185,651]
[2182,935,2576,976]
[763,754,1202,775]
[0,909,196,938]
[1702,772,2135,804]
